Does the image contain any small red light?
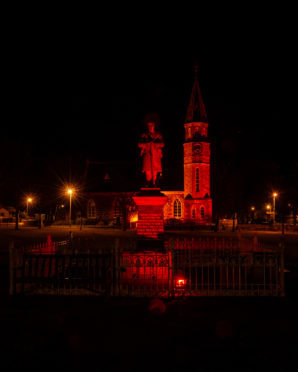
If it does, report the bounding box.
[176,278,186,288]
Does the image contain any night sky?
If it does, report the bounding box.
[2,19,296,217]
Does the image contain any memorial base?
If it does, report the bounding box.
[133,188,168,239]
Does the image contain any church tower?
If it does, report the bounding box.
[183,64,212,224]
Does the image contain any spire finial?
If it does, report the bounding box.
[185,64,208,123]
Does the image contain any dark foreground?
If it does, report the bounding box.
[1,228,298,370]
[1,295,298,371]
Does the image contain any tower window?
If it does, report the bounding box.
[195,168,200,192]
[194,131,200,139]
[188,127,191,139]
[200,206,205,218]
[173,199,182,218]
[87,200,96,218]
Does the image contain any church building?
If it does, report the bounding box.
[85,66,212,228]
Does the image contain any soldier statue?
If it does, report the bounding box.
[138,114,164,187]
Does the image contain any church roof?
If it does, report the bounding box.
[83,159,183,193]
[185,64,208,123]
[83,160,140,192]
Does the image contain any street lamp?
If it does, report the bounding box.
[266,204,272,223]
[250,206,255,223]
[273,192,278,224]
[67,188,73,228]
[27,197,32,215]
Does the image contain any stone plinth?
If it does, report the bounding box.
[133,188,168,239]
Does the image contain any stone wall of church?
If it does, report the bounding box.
[184,198,212,224]
[86,190,212,228]
[163,191,185,220]
[86,192,135,227]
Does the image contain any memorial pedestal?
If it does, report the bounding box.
[133,188,168,239]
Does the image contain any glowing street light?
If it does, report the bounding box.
[67,188,73,228]
[27,197,32,215]
[273,192,278,224]
[250,206,255,223]
[266,204,272,223]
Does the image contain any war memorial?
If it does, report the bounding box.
[1,63,297,371]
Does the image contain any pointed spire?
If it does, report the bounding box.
[185,63,208,123]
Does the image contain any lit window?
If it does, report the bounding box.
[87,200,96,218]
[174,199,182,218]
[200,206,205,218]
[195,168,199,192]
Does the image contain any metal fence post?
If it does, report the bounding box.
[169,238,174,295]
[114,237,120,296]
[9,241,15,295]
[279,239,285,296]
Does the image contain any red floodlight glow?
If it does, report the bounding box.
[176,278,186,288]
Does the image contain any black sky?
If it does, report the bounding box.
[2,15,296,215]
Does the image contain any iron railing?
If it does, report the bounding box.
[9,236,285,297]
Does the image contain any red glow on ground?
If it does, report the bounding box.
[148,298,167,315]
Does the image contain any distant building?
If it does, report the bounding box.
[0,206,16,221]
[0,207,10,219]
[85,65,212,227]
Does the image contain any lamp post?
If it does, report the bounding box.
[27,197,32,215]
[67,189,73,228]
[273,192,278,224]
[250,206,255,223]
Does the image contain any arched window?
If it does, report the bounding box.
[173,199,182,218]
[195,168,200,192]
[200,206,205,218]
[191,206,196,219]
[87,200,96,218]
